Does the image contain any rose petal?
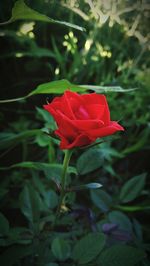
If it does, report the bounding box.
[56,112,104,131]
[81,93,110,124]
[64,90,83,112]
[54,113,78,139]
[56,130,94,149]
[71,119,104,130]
[43,102,62,122]
[85,104,105,120]
[61,92,76,119]
[87,121,124,138]
[81,93,106,105]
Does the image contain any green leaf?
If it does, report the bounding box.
[108,211,132,231]
[0,79,84,103]
[71,183,102,191]
[77,148,104,175]
[132,218,143,240]
[123,128,149,155]
[117,204,150,212]
[32,172,58,210]
[98,245,146,266]
[36,107,54,123]
[0,0,85,31]
[32,173,47,197]
[8,227,33,245]
[0,79,134,104]
[1,161,75,172]
[29,79,86,96]
[73,233,106,264]
[0,129,40,150]
[99,143,123,160]
[119,173,146,203]
[35,133,51,147]
[0,161,77,183]
[0,212,9,235]
[0,29,56,59]
[80,85,137,93]
[91,189,112,212]
[44,190,58,209]
[51,237,71,261]
[19,184,41,225]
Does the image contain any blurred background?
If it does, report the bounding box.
[0,0,150,265]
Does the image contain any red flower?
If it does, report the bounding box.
[44,90,124,149]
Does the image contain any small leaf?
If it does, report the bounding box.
[108,211,132,232]
[70,183,102,191]
[51,237,71,261]
[0,0,85,31]
[91,189,112,212]
[0,129,41,150]
[19,185,41,224]
[2,161,77,183]
[98,245,146,266]
[73,233,106,264]
[117,204,150,212]
[77,148,104,175]
[44,190,58,209]
[36,107,54,123]
[99,143,123,160]
[132,218,143,241]
[8,227,33,245]
[0,212,9,235]
[80,85,137,93]
[2,161,76,173]
[119,173,146,203]
[35,133,50,147]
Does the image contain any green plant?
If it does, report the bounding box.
[0,1,149,265]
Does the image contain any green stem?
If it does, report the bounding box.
[0,20,12,26]
[0,95,29,103]
[48,139,55,163]
[52,149,73,228]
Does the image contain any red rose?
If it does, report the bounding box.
[44,90,124,149]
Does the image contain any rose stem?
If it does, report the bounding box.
[52,149,73,229]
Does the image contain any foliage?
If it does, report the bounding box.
[0,0,150,265]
